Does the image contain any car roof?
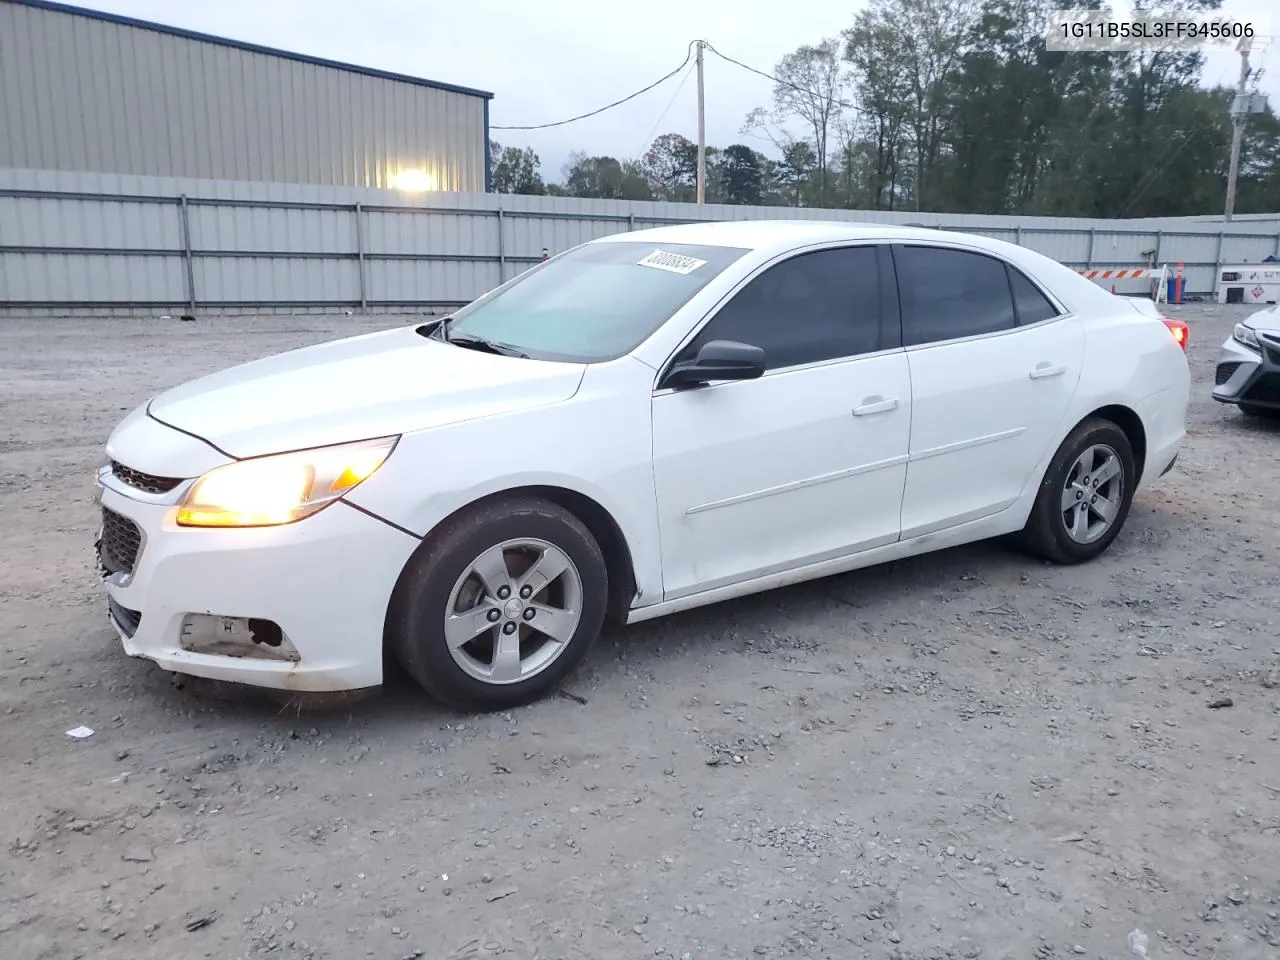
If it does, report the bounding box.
[595,218,985,254]
[594,218,1117,314]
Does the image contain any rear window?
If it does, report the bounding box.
[444,240,751,362]
[1007,267,1061,324]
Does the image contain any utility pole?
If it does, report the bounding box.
[696,40,706,205]
[1224,38,1252,223]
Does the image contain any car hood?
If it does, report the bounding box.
[1243,303,1280,334]
[146,324,587,459]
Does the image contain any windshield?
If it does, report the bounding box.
[442,240,751,362]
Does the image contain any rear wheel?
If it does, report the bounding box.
[1016,418,1136,565]
[389,497,608,711]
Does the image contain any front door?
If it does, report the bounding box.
[650,244,912,600]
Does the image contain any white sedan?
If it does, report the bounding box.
[95,221,1191,710]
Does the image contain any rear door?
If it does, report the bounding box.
[892,242,1084,540]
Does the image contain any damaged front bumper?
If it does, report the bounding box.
[94,456,418,694]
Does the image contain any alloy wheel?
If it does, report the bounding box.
[1060,443,1124,545]
[443,538,584,685]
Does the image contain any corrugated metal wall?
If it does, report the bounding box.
[0,0,489,192]
[2,167,1278,316]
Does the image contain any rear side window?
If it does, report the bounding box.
[894,246,1016,346]
[1007,266,1060,325]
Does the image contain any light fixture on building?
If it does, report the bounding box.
[390,169,435,191]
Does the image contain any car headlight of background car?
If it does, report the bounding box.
[176,436,399,528]
[1232,323,1261,351]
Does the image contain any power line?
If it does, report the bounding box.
[490,38,1115,153]
[636,60,695,160]
[708,41,1098,147]
[1116,129,1200,218]
[491,43,696,131]
[1116,128,1192,215]
[491,36,1224,212]
[702,42,862,115]
[705,40,1140,157]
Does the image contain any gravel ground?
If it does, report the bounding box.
[1,303,1278,960]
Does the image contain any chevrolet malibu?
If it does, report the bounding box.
[95,221,1191,711]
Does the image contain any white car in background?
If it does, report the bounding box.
[1212,302,1280,417]
[95,221,1191,711]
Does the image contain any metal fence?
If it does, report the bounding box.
[3,167,1279,316]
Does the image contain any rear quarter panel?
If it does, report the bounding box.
[1066,301,1190,486]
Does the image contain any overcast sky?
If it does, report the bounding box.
[81,0,1279,182]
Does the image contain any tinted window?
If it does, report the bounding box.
[895,246,1016,346]
[1007,266,1060,325]
[445,240,750,362]
[683,246,884,371]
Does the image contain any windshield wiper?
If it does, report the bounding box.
[447,332,529,358]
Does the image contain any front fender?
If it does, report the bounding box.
[343,361,662,610]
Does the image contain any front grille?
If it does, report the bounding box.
[108,597,142,638]
[1261,334,1280,366]
[1243,372,1280,405]
[1215,362,1241,386]
[99,507,142,575]
[110,459,182,495]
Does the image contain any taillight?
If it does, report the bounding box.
[1162,318,1188,350]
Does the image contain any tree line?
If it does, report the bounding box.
[490,0,1280,217]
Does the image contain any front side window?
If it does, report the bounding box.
[442,240,750,362]
[895,245,1017,346]
[680,245,886,371]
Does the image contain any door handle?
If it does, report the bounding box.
[852,396,898,416]
[1029,363,1066,380]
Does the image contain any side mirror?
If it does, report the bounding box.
[660,339,766,390]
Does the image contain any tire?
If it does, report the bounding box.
[1015,417,1137,565]
[1239,403,1280,419]
[388,496,608,712]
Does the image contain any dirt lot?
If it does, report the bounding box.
[1,303,1278,960]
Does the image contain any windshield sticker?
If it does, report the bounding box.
[636,249,708,275]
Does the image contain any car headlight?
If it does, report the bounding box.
[176,436,399,528]
[1233,323,1261,351]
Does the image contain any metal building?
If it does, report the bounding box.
[0,0,494,192]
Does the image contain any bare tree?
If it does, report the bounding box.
[743,38,847,206]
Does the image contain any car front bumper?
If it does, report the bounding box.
[94,465,419,693]
[1213,330,1280,410]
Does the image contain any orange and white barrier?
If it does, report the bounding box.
[1076,267,1153,280]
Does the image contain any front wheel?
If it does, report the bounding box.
[1015,418,1137,565]
[388,497,609,711]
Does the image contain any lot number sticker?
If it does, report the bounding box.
[637,249,708,275]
